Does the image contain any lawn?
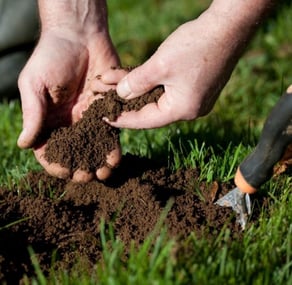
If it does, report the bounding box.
[1,1,292,284]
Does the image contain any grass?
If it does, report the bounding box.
[0,101,40,186]
[1,0,292,284]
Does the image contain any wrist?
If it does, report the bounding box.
[38,0,109,41]
[207,0,275,33]
[199,0,275,57]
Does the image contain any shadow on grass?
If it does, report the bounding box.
[135,114,259,166]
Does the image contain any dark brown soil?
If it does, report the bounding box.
[0,87,243,283]
[0,158,240,284]
[44,86,163,172]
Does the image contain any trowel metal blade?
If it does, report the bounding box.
[215,187,251,229]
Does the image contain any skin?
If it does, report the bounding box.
[18,0,275,182]
[98,0,275,129]
[17,0,122,182]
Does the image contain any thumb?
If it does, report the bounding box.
[17,83,46,149]
[117,60,159,99]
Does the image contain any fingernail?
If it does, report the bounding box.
[117,77,131,98]
[17,128,28,147]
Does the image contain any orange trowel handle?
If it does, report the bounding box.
[235,92,292,194]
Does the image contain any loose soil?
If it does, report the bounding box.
[0,87,253,283]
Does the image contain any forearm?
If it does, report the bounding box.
[210,0,275,21]
[171,0,276,115]
[206,0,275,50]
[37,0,109,38]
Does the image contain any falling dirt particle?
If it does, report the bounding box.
[209,181,220,203]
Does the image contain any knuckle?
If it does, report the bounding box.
[17,71,26,88]
[153,56,169,78]
[176,104,200,121]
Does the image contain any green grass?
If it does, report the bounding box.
[0,100,40,186]
[2,0,292,284]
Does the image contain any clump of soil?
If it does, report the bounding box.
[44,86,163,172]
[0,85,249,283]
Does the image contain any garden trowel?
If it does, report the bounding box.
[215,88,292,230]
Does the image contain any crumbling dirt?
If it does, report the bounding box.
[44,86,163,172]
[0,159,240,283]
[0,87,243,283]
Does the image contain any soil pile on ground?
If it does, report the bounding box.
[0,86,243,283]
[0,156,239,283]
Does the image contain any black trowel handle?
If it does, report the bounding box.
[235,92,292,194]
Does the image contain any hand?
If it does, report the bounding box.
[17,30,122,182]
[100,0,270,129]
[101,19,237,128]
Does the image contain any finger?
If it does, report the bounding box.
[90,79,117,94]
[90,69,128,94]
[106,146,122,168]
[95,146,122,181]
[72,169,94,183]
[96,166,112,181]
[104,100,181,129]
[100,68,128,85]
[86,93,104,107]
[116,61,159,100]
[17,79,46,149]
[287,85,292,93]
[34,146,71,179]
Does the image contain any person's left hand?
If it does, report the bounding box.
[17,30,122,182]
